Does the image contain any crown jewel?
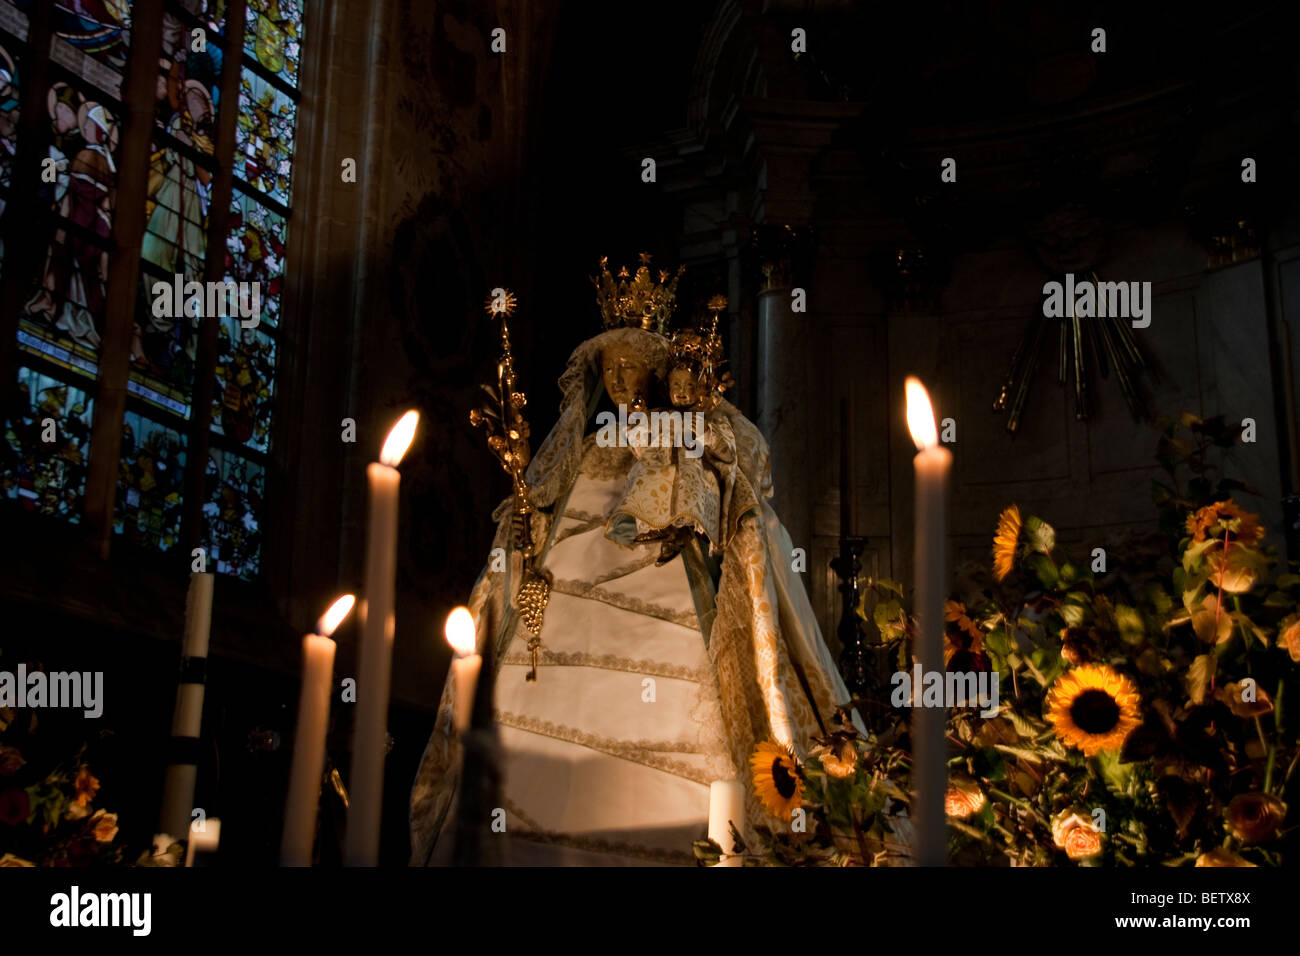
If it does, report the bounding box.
[592,253,684,333]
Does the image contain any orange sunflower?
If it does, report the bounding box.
[1045,665,1141,757]
[1185,500,1264,545]
[750,740,803,819]
[992,504,1022,581]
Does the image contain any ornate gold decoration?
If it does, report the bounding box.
[668,294,732,412]
[592,253,684,333]
[471,288,552,678]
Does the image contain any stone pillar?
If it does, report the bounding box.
[755,226,814,562]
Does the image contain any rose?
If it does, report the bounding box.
[944,781,986,820]
[1063,824,1103,860]
[1225,793,1286,844]
[0,744,25,776]
[90,809,119,843]
[1195,848,1256,867]
[0,787,30,826]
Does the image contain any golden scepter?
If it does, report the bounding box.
[470,288,551,680]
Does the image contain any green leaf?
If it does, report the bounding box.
[1024,515,1056,555]
[1276,573,1300,590]
[1096,750,1135,796]
[1115,604,1145,646]
[1029,553,1059,590]
[972,747,1007,782]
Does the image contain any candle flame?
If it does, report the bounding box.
[905,377,938,451]
[316,594,356,637]
[380,410,420,466]
[444,606,476,656]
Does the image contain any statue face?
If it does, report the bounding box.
[667,367,702,408]
[601,343,653,407]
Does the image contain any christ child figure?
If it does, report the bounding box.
[609,328,730,565]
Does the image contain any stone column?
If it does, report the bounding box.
[755,226,814,563]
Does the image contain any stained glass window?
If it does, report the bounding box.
[236,69,295,205]
[244,0,301,88]
[17,83,121,382]
[115,410,186,551]
[2,365,93,517]
[5,0,305,583]
[203,446,262,577]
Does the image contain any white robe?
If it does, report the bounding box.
[432,436,732,865]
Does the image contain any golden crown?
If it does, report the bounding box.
[592,253,684,333]
[669,295,732,408]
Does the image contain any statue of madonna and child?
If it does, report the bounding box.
[410,256,861,865]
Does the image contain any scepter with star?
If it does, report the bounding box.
[470,288,551,680]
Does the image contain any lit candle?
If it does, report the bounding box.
[707,780,746,867]
[444,607,481,733]
[281,594,355,866]
[906,377,950,867]
[185,816,221,867]
[344,410,419,867]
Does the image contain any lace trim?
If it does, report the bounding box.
[580,437,635,481]
[499,648,710,682]
[550,578,700,630]
[551,513,606,546]
[501,797,696,866]
[495,709,715,785]
[589,550,660,584]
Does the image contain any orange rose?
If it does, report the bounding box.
[1225,793,1286,844]
[1195,848,1256,867]
[1063,824,1103,860]
[89,809,119,844]
[1278,615,1300,664]
[73,767,100,808]
[944,780,987,820]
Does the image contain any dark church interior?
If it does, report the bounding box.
[1,0,1298,880]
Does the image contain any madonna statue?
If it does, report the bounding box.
[410,258,855,865]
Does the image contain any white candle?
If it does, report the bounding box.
[444,607,480,733]
[281,595,355,866]
[906,377,950,867]
[158,571,214,844]
[185,817,221,867]
[345,410,419,867]
[707,780,746,867]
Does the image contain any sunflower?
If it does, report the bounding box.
[992,504,1022,581]
[750,740,803,819]
[1045,665,1141,757]
[1185,500,1264,545]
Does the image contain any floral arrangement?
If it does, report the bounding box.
[725,414,1297,866]
[0,702,124,866]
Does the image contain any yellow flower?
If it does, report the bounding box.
[992,505,1022,581]
[1225,793,1286,844]
[1045,665,1141,757]
[1195,848,1256,867]
[74,768,100,808]
[945,600,983,645]
[90,809,119,844]
[1186,500,1264,545]
[750,740,803,820]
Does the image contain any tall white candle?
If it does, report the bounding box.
[282,595,355,866]
[707,780,747,867]
[444,607,480,733]
[185,816,221,867]
[906,377,950,867]
[344,410,419,867]
[158,571,214,844]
